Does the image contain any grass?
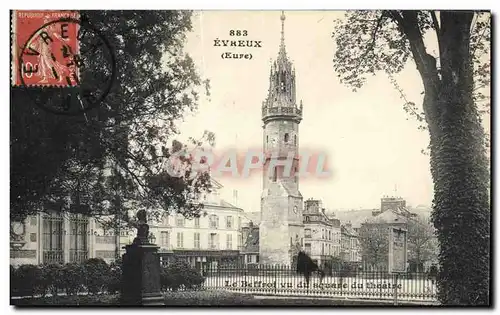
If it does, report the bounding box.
[11,290,438,306]
[11,294,120,306]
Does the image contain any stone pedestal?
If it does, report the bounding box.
[388,227,408,273]
[120,243,164,306]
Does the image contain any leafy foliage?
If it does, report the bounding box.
[107,258,122,294]
[38,263,65,297]
[160,260,205,291]
[83,258,110,294]
[407,216,439,271]
[358,220,390,270]
[333,11,411,90]
[11,11,214,223]
[11,264,41,297]
[61,263,85,295]
[333,10,490,305]
[11,259,126,297]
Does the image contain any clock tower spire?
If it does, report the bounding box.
[259,11,304,266]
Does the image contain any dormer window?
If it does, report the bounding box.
[284,133,289,143]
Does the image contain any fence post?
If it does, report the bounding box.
[244,262,247,294]
[393,273,398,306]
[274,265,278,294]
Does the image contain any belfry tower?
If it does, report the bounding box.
[259,11,304,266]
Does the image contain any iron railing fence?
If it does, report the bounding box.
[69,250,88,263]
[42,250,64,264]
[201,264,438,303]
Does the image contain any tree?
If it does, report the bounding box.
[358,220,389,270]
[333,11,490,305]
[11,11,213,225]
[407,215,439,272]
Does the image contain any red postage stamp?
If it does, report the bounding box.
[11,10,81,87]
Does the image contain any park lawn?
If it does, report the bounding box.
[11,291,255,306]
[163,291,401,306]
[11,290,435,306]
[11,293,120,306]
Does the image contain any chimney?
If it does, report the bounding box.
[233,190,238,207]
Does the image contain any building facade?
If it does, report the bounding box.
[10,179,245,270]
[10,211,127,266]
[240,221,260,265]
[340,223,361,263]
[303,199,341,266]
[153,179,244,271]
[259,11,304,265]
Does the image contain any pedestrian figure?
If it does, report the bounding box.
[296,251,325,288]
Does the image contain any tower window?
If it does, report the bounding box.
[266,135,268,143]
[294,135,297,145]
[273,166,278,182]
[284,133,289,143]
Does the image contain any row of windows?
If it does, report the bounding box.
[304,242,341,257]
[42,214,89,252]
[341,238,359,249]
[342,250,360,262]
[160,231,236,250]
[173,215,237,229]
[322,243,340,256]
[266,133,297,145]
[304,228,341,241]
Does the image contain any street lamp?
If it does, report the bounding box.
[148,232,156,244]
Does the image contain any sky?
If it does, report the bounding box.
[173,10,488,213]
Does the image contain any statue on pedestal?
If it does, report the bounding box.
[133,210,150,245]
[121,209,164,306]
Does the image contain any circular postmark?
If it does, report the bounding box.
[18,16,116,116]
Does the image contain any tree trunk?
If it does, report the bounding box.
[424,12,490,305]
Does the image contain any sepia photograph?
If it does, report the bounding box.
[9,6,491,307]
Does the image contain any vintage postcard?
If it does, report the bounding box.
[10,9,491,307]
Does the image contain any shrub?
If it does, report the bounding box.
[14,264,41,297]
[10,265,19,297]
[83,258,110,295]
[61,263,85,296]
[107,259,122,294]
[38,264,64,297]
[337,262,358,278]
[161,261,205,291]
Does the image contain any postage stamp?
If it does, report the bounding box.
[11,10,116,116]
[12,10,80,87]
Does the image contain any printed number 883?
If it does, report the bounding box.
[229,30,248,36]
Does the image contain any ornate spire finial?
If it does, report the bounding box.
[279,11,286,58]
[281,11,285,43]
